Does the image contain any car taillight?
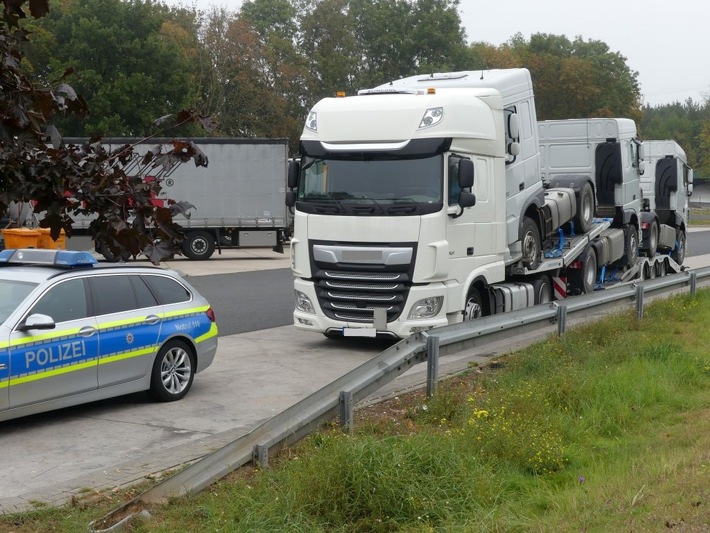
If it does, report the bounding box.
[206,307,216,322]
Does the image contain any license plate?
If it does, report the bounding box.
[342,327,377,337]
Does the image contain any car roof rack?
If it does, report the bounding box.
[0,249,98,268]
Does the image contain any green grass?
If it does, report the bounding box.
[3,291,710,532]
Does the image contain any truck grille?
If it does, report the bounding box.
[310,241,416,324]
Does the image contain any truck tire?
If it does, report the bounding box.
[671,229,686,265]
[181,230,215,260]
[96,240,130,263]
[532,275,551,305]
[643,220,658,258]
[574,182,595,233]
[463,287,484,320]
[621,224,639,268]
[521,216,541,270]
[569,246,597,294]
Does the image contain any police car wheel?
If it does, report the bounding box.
[150,340,195,402]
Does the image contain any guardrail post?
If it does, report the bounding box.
[424,333,440,398]
[556,304,567,336]
[690,272,697,297]
[339,390,353,433]
[635,284,644,320]
[253,444,268,468]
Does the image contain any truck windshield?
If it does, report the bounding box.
[297,155,443,216]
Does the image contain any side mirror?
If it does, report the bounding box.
[459,191,476,208]
[285,190,297,207]
[18,313,55,332]
[287,160,300,189]
[458,158,474,189]
[509,142,521,157]
[508,113,520,139]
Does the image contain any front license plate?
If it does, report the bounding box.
[342,328,377,337]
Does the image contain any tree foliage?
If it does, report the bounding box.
[1,0,210,263]
[471,33,642,122]
[23,0,199,137]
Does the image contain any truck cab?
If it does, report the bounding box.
[639,140,693,264]
[538,118,643,263]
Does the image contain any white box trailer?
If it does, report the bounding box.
[68,138,291,260]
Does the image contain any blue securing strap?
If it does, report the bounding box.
[543,227,566,258]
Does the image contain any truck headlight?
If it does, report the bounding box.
[418,107,443,129]
[295,290,315,314]
[407,296,443,319]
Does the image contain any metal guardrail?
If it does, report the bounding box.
[89,266,710,532]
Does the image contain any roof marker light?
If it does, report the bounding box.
[305,111,317,132]
[418,107,444,130]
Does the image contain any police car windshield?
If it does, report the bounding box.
[0,280,38,325]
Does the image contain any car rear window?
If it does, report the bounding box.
[142,274,191,305]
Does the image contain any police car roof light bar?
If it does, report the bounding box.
[0,248,98,267]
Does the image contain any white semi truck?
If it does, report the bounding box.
[639,140,693,265]
[68,138,291,260]
[285,69,677,339]
[538,120,692,266]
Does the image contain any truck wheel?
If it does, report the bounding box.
[574,182,595,233]
[463,287,484,320]
[671,229,686,265]
[181,230,215,260]
[521,217,541,270]
[622,225,639,268]
[569,246,597,294]
[655,258,667,277]
[532,275,551,305]
[96,240,130,262]
[644,221,658,258]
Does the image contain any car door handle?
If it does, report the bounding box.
[78,326,96,337]
[144,315,160,325]
[0,363,6,370]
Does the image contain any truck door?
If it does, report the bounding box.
[8,278,100,408]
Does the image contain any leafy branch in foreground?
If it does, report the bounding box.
[1,0,213,263]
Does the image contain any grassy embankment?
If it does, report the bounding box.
[2,290,710,532]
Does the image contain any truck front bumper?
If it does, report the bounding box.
[292,279,449,339]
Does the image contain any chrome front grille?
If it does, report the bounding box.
[310,242,416,324]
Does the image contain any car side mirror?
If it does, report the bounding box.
[18,313,56,332]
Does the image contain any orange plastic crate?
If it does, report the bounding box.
[2,228,41,249]
[38,228,66,250]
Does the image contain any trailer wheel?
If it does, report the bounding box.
[569,246,597,294]
[644,220,658,258]
[532,275,551,305]
[463,287,484,320]
[671,229,686,265]
[574,181,595,233]
[181,230,215,260]
[655,258,667,277]
[521,216,541,270]
[644,261,655,280]
[622,224,639,268]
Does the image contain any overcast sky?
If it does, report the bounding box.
[167,0,708,107]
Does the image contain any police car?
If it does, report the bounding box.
[0,249,218,422]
